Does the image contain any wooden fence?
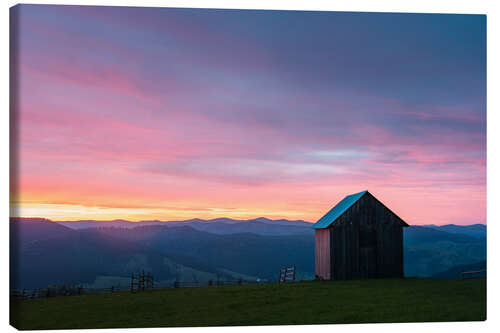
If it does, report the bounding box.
[11,278,259,301]
[278,265,296,283]
[11,266,293,300]
[461,269,486,280]
[130,271,154,293]
[10,285,119,300]
[174,278,244,288]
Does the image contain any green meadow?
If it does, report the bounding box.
[11,278,486,330]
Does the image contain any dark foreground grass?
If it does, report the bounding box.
[11,278,486,330]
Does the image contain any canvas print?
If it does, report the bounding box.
[9,4,486,330]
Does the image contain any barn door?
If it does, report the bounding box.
[359,227,377,278]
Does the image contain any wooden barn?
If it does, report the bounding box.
[313,190,409,280]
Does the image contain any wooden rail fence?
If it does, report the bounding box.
[461,269,486,280]
[10,285,109,300]
[130,271,154,293]
[11,278,259,300]
[278,265,296,283]
[174,278,244,288]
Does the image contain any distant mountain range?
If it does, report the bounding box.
[423,224,486,239]
[10,217,486,289]
[54,217,313,235]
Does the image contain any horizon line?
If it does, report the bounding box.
[10,216,487,227]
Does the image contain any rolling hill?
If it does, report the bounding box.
[10,220,248,289]
[403,226,486,277]
[424,224,486,239]
[432,261,486,279]
[10,217,486,289]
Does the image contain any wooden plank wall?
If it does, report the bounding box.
[315,229,331,280]
[329,192,404,280]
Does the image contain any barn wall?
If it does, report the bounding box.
[329,192,404,280]
[315,229,331,280]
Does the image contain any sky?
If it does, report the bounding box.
[10,5,486,225]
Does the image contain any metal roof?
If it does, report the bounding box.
[312,191,368,229]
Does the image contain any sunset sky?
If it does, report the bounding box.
[10,5,486,225]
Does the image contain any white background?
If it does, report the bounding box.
[1,1,498,333]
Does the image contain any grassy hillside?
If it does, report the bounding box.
[11,278,485,330]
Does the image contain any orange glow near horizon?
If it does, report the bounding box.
[10,202,313,222]
[10,179,486,224]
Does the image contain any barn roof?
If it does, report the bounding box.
[312,190,368,229]
[312,190,409,229]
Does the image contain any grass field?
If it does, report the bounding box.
[10,278,486,330]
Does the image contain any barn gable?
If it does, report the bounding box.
[311,190,408,229]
